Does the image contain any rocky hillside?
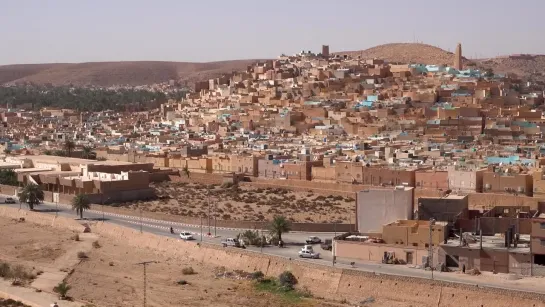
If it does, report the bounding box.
[0,60,257,87]
[476,56,545,78]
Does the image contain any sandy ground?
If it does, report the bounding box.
[0,217,76,268]
[0,216,417,307]
[115,182,355,223]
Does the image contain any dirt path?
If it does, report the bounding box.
[31,233,97,293]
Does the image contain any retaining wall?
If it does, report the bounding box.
[0,206,85,232]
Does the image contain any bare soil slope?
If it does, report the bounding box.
[0,60,257,86]
[336,43,458,65]
[476,55,545,77]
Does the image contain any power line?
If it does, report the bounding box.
[136,261,158,307]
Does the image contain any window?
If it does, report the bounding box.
[541,239,545,246]
[540,223,545,230]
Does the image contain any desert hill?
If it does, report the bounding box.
[2,43,544,88]
[0,60,257,87]
[335,43,460,65]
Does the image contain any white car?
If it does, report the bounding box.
[298,249,320,259]
[179,232,194,240]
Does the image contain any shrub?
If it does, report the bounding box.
[177,279,188,285]
[71,234,80,241]
[251,271,264,280]
[77,251,88,259]
[181,267,195,275]
[53,281,71,299]
[0,262,10,278]
[278,271,297,290]
[92,241,101,248]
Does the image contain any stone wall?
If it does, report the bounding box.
[1,208,544,307]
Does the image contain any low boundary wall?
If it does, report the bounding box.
[89,203,354,232]
[1,207,543,307]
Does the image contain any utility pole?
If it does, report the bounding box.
[333,221,337,266]
[207,188,211,235]
[214,201,217,237]
[200,215,203,242]
[260,227,263,253]
[429,218,436,280]
[101,194,105,221]
[136,261,157,307]
[140,208,143,234]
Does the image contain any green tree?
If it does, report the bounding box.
[53,150,65,157]
[0,169,18,186]
[82,146,94,159]
[19,183,44,210]
[44,150,52,155]
[269,216,291,242]
[64,139,75,157]
[72,194,90,219]
[3,149,11,155]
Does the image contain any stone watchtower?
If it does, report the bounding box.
[453,43,463,70]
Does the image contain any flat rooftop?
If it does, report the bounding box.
[10,155,142,166]
[442,234,531,253]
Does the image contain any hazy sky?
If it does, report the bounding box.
[1,0,544,65]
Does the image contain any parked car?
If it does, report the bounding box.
[301,245,314,253]
[305,236,321,244]
[4,197,15,204]
[320,239,332,251]
[298,249,320,259]
[221,238,245,248]
[179,231,194,240]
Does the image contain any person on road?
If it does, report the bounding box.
[170,226,174,234]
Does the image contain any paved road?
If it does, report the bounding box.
[2,196,545,295]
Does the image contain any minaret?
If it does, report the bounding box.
[454,43,462,70]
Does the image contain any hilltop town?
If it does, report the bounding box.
[2,43,545,307]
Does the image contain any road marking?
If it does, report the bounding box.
[122,219,217,238]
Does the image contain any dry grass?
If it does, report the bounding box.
[114,182,354,223]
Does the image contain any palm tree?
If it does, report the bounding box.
[269,216,291,243]
[182,165,190,178]
[53,281,71,300]
[72,194,90,219]
[19,183,44,210]
[64,139,75,157]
